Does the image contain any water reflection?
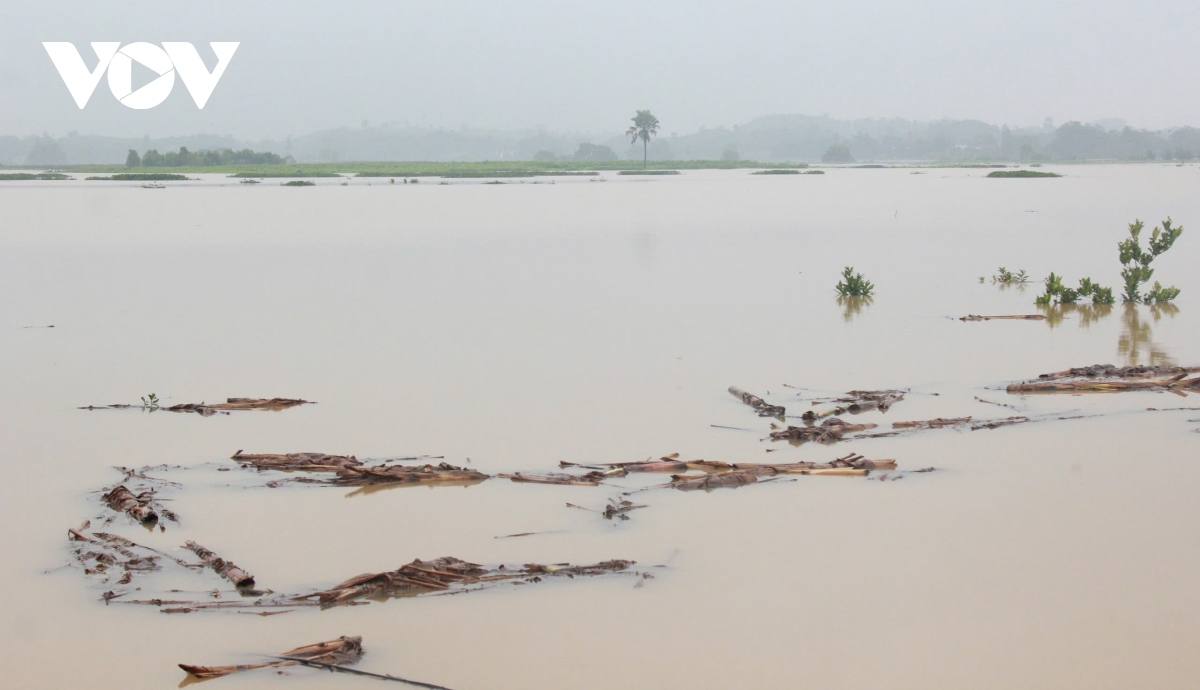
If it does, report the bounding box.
[1038,302,1179,366]
[837,295,873,322]
[993,281,1029,293]
[1037,302,1114,328]
[1117,303,1178,367]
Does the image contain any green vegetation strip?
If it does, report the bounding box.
[987,170,1061,178]
[55,160,801,176]
[617,170,680,176]
[85,173,193,181]
[748,169,826,175]
[231,172,342,178]
[0,172,72,180]
[282,180,316,186]
[356,171,599,178]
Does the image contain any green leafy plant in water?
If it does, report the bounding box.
[835,266,874,297]
[1118,218,1183,303]
[992,267,1029,284]
[140,393,159,410]
[1035,272,1114,306]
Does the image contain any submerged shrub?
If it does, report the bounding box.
[1035,272,1114,306]
[835,266,874,297]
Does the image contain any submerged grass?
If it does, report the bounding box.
[85,173,193,181]
[282,180,316,186]
[618,170,680,176]
[987,170,1062,178]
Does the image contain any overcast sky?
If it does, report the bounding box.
[2,1,1199,138]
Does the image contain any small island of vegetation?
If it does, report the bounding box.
[987,170,1062,178]
[85,173,193,181]
[0,172,72,180]
[233,171,341,178]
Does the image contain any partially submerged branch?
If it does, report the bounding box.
[1034,364,1200,380]
[959,314,1046,321]
[499,472,606,486]
[1008,372,1199,393]
[184,541,256,588]
[81,397,312,416]
[334,463,488,487]
[568,453,895,477]
[180,635,363,679]
[168,398,312,416]
[728,387,785,419]
[231,452,489,487]
[231,451,361,471]
[892,417,973,429]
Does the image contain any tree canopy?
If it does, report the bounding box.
[627,110,660,168]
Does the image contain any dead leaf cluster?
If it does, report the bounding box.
[802,390,905,420]
[769,417,877,443]
[180,635,363,679]
[300,557,635,607]
[1011,364,1200,393]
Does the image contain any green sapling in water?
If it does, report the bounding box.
[835,266,874,297]
[1118,219,1183,303]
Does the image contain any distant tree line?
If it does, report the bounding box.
[1046,123,1200,161]
[8,119,1200,166]
[125,147,292,167]
[533,142,619,162]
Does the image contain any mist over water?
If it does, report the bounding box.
[4,1,1200,139]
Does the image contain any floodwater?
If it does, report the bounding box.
[2,165,1198,689]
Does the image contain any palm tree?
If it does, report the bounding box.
[626,110,660,169]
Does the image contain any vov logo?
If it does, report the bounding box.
[43,42,239,110]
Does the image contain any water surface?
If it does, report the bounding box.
[2,165,1198,689]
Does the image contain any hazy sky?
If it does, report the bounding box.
[2,1,1199,138]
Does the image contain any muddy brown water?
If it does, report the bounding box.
[2,165,1199,689]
